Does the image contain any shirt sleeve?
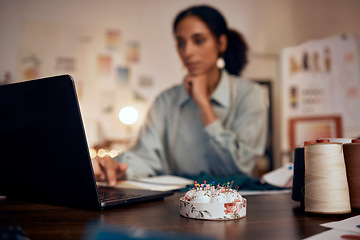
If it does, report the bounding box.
[114,95,171,179]
[203,83,268,176]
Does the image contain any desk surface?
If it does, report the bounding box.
[0,192,357,240]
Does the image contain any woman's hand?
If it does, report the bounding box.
[183,74,209,106]
[183,74,217,126]
[91,156,128,187]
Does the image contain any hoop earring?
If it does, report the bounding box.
[216,57,226,69]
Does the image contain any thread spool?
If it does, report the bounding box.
[318,138,352,144]
[343,141,360,209]
[292,141,316,203]
[304,142,351,214]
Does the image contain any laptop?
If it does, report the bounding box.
[0,75,173,210]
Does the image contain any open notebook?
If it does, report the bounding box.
[101,175,194,191]
[0,75,173,209]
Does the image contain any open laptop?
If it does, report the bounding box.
[0,75,173,210]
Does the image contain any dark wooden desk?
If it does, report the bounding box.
[0,192,357,240]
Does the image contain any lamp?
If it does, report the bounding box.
[119,106,139,125]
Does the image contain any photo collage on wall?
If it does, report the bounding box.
[15,21,160,108]
[14,20,161,146]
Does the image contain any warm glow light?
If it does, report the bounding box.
[109,149,119,158]
[119,106,139,125]
[98,148,106,158]
[90,148,119,158]
[89,148,97,159]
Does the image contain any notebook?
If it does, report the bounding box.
[0,75,173,210]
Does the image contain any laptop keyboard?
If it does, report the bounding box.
[97,187,142,202]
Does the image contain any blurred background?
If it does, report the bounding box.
[1,0,360,176]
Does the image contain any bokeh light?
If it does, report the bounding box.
[119,106,139,125]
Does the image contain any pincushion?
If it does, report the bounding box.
[179,181,246,220]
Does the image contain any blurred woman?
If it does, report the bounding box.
[92,5,268,186]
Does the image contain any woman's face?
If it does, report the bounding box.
[175,15,220,76]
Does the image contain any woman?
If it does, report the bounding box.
[92,5,268,186]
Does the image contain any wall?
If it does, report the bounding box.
[1,0,360,168]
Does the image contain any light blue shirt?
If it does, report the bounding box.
[115,70,268,179]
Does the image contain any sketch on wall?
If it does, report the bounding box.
[281,34,360,152]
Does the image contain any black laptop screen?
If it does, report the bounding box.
[0,75,100,209]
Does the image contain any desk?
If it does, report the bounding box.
[0,192,357,240]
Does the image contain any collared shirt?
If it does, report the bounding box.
[116,70,268,179]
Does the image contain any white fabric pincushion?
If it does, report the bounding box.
[179,183,246,220]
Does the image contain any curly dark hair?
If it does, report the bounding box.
[173,5,248,76]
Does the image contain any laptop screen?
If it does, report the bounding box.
[0,75,100,209]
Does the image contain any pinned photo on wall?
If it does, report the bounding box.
[107,30,121,50]
[312,52,321,73]
[324,47,332,73]
[131,68,160,102]
[133,90,147,101]
[116,66,130,85]
[0,71,13,85]
[126,41,140,63]
[19,53,41,81]
[289,115,342,150]
[55,56,76,72]
[344,51,355,64]
[138,74,153,88]
[97,54,112,75]
[290,86,298,109]
[301,88,325,113]
[289,55,299,76]
[302,51,309,71]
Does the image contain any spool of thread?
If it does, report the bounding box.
[292,147,304,202]
[343,141,360,209]
[304,142,351,214]
[292,141,316,203]
[318,138,353,144]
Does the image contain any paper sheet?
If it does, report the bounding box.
[239,189,291,196]
[114,180,184,191]
[304,229,360,240]
[304,215,360,240]
[261,163,294,187]
[321,215,360,234]
[98,175,194,191]
[135,175,194,186]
